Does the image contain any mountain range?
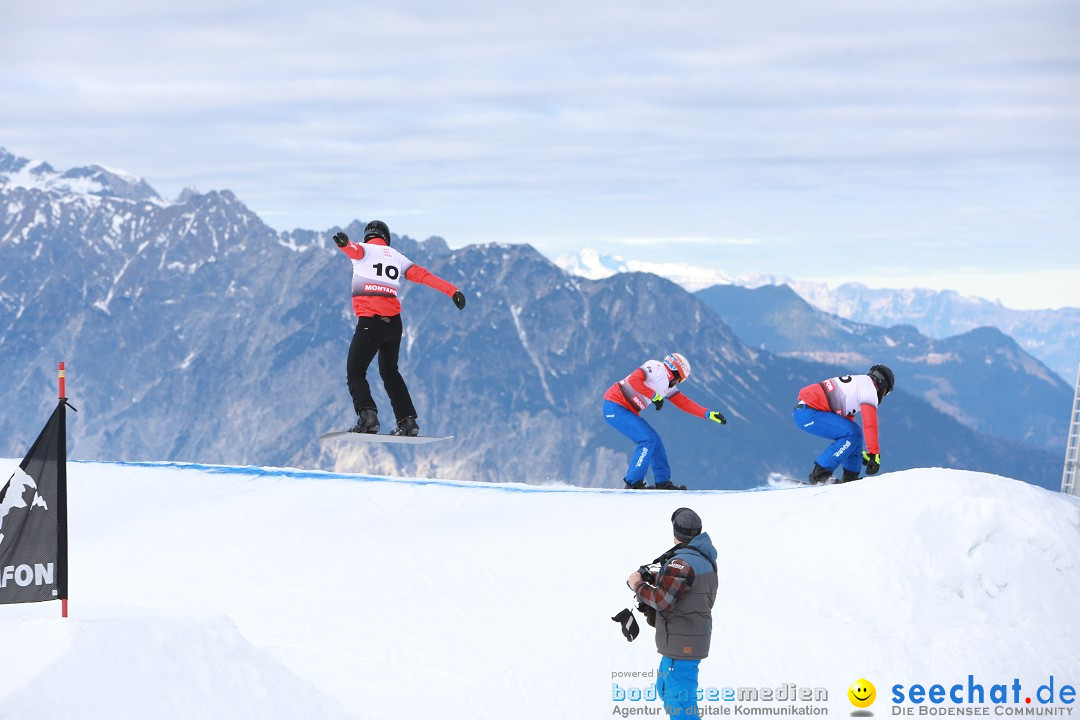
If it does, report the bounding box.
[0,147,1068,489]
[695,283,1071,454]
[554,249,1080,384]
[795,282,1080,385]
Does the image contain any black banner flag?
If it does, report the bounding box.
[0,399,69,606]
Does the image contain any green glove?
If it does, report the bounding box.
[651,393,664,411]
[862,451,881,475]
[706,410,727,425]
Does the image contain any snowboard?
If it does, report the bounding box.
[319,431,453,445]
[767,472,818,488]
[766,472,852,488]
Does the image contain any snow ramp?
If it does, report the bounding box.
[0,460,1078,719]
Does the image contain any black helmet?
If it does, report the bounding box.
[363,220,391,244]
[868,364,895,400]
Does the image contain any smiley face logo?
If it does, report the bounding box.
[848,678,876,708]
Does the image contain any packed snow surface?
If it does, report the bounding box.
[1,460,1078,719]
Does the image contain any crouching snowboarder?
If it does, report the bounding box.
[603,353,727,490]
[333,220,466,436]
[793,364,894,484]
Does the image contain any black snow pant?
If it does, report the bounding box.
[346,314,417,422]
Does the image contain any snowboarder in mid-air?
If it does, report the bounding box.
[793,364,894,484]
[333,220,465,436]
[603,353,727,490]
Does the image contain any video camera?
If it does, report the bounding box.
[637,563,659,585]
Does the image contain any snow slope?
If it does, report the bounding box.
[1,460,1078,719]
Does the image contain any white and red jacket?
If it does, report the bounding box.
[797,374,882,454]
[339,238,458,317]
[604,360,709,418]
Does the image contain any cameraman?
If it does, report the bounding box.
[627,508,718,718]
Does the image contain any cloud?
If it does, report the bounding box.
[1,0,1077,301]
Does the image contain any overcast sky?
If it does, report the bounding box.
[2,0,1077,308]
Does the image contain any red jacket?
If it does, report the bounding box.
[339,238,457,317]
[604,362,709,418]
[797,375,881,454]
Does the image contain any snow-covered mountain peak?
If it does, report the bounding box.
[554,248,735,291]
[177,186,201,203]
[0,147,162,204]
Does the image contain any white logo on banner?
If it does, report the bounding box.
[0,467,46,546]
[0,466,54,590]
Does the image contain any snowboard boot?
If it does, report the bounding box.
[808,463,834,485]
[389,416,419,437]
[349,408,380,434]
[624,478,647,490]
[653,481,688,491]
[839,469,861,484]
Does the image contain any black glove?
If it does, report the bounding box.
[611,608,640,642]
[332,231,349,248]
[452,290,466,310]
[652,397,664,411]
[862,451,881,475]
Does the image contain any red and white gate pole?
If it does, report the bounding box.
[59,362,68,619]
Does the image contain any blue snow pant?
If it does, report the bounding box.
[656,656,700,717]
[604,400,671,485]
[793,405,864,473]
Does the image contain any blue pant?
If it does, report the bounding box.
[656,656,700,717]
[604,401,671,485]
[793,406,864,473]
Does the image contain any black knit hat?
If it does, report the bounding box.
[671,507,702,542]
